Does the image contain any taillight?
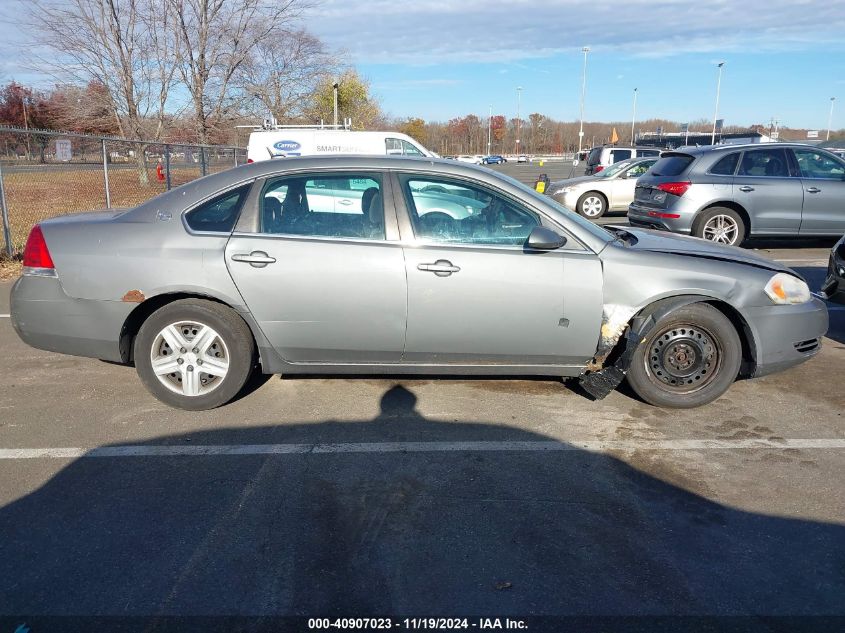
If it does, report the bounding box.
[594,165,604,173]
[247,158,254,164]
[656,181,691,197]
[22,224,55,270]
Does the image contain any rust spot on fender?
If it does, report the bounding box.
[121,289,146,303]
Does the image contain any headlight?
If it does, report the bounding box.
[764,273,811,304]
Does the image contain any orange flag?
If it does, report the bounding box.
[610,127,619,144]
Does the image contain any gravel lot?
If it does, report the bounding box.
[1,165,844,629]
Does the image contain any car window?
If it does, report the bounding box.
[260,173,384,240]
[587,147,602,165]
[709,152,740,176]
[401,140,424,156]
[184,185,250,233]
[385,138,402,155]
[638,150,660,157]
[737,148,789,177]
[597,160,631,178]
[793,149,845,180]
[401,176,540,246]
[610,149,632,163]
[626,160,656,177]
[650,154,694,177]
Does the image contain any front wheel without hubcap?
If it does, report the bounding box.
[625,303,742,408]
[135,299,255,410]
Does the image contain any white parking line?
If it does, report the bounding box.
[774,259,828,265]
[1,438,844,460]
[0,314,9,318]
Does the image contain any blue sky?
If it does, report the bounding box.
[2,0,844,129]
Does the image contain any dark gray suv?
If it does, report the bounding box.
[628,143,845,245]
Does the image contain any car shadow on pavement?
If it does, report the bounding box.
[0,386,843,624]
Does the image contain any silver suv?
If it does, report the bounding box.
[628,143,845,245]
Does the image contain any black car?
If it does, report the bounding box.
[821,235,845,304]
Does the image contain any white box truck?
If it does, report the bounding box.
[246,127,434,163]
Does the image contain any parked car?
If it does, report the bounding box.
[821,234,845,304]
[455,155,484,164]
[11,156,827,411]
[585,146,661,175]
[482,155,507,164]
[547,157,658,218]
[628,143,845,246]
[517,155,531,163]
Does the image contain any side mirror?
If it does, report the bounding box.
[526,226,567,250]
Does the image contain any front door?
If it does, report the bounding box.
[791,148,845,236]
[394,174,603,366]
[225,171,407,363]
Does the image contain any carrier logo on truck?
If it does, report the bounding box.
[273,140,301,152]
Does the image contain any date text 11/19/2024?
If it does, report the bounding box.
[307,617,528,630]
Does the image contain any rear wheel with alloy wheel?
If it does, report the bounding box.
[694,207,746,246]
[135,299,256,410]
[625,303,742,408]
[577,191,607,218]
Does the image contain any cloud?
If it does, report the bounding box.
[308,0,845,64]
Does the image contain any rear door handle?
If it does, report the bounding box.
[418,259,460,277]
[806,187,822,194]
[738,186,755,192]
[231,251,276,268]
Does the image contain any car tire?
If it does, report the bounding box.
[577,191,607,219]
[694,207,746,246]
[134,299,256,410]
[625,303,742,409]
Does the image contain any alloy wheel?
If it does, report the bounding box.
[702,214,739,244]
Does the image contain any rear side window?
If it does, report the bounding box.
[650,154,694,177]
[610,149,632,163]
[185,185,250,233]
[587,147,602,164]
[638,149,660,157]
[709,152,740,175]
[737,148,790,177]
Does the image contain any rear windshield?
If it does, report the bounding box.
[587,147,602,165]
[650,154,694,177]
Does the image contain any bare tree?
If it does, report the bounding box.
[28,0,178,181]
[236,28,337,122]
[29,0,176,140]
[167,0,310,144]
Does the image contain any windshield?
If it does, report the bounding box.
[596,161,631,178]
[493,171,614,245]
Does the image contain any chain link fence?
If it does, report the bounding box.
[0,127,246,255]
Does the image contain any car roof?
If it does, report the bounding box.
[666,142,831,156]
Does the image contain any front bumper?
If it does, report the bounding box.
[743,297,828,378]
[820,246,845,305]
[11,275,133,363]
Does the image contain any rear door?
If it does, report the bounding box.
[733,148,803,235]
[225,170,407,363]
[609,160,655,209]
[790,148,845,236]
[393,172,603,366]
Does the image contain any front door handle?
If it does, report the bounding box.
[738,185,755,192]
[806,187,822,194]
[231,251,276,268]
[418,259,460,277]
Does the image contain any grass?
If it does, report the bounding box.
[1,164,226,251]
[0,253,21,281]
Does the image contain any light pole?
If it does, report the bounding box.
[578,46,590,156]
[515,86,522,156]
[827,97,836,141]
[487,104,492,155]
[631,88,638,144]
[332,82,339,128]
[711,61,725,145]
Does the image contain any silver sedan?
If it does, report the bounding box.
[11,156,827,410]
[548,157,657,218]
